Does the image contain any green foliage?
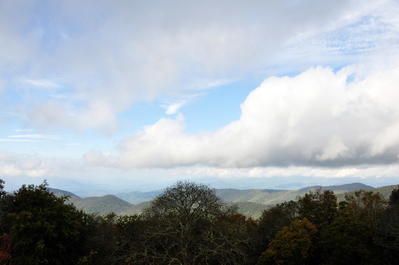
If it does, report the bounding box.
[369,185,399,201]
[298,188,337,228]
[233,201,269,219]
[0,179,5,197]
[321,216,378,265]
[257,200,298,251]
[1,179,397,265]
[78,214,118,265]
[1,181,91,265]
[216,183,372,206]
[68,195,135,216]
[375,187,399,263]
[388,186,399,206]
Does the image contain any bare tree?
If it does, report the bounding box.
[135,181,253,265]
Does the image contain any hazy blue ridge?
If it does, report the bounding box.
[45,183,399,219]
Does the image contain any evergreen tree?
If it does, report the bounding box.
[0,181,91,265]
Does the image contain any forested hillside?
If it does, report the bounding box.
[1,179,398,265]
[47,182,384,218]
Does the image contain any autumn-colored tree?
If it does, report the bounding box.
[0,233,12,264]
[257,218,317,265]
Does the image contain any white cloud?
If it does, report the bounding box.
[161,94,199,115]
[22,78,61,89]
[14,129,34,132]
[190,78,238,90]
[0,139,43,143]
[86,64,399,169]
[0,151,91,180]
[162,164,399,180]
[3,0,396,131]
[26,99,118,133]
[165,102,186,115]
[0,151,50,177]
[9,134,62,140]
[2,0,399,186]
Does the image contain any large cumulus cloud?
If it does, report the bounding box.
[85,65,399,168]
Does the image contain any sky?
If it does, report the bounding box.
[1,0,399,192]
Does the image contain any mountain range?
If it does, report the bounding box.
[48,182,398,219]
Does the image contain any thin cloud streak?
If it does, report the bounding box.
[9,134,62,140]
[0,139,45,143]
[22,79,61,89]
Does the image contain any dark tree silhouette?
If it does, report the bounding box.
[0,181,91,265]
[137,180,253,265]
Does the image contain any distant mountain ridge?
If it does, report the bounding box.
[46,187,78,198]
[47,182,396,219]
[116,190,163,204]
[216,182,373,205]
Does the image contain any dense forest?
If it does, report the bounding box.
[0,179,398,265]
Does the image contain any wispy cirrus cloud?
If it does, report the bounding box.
[14,129,34,132]
[161,94,199,115]
[0,139,44,142]
[22,78,61,89]
[3,0,394,132]
[8,134,62,140]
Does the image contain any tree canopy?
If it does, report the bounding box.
[1,179,398,265]
[0,181,91,265]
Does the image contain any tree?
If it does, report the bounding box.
[298,188,337,229]
[321,216,378,265]
[257,218,317,265]
[138,180,252,265]
[0,179,5,197]
[375,187,399,264]
[0,179,8,226]
[0,233,12,264]
[340,190,387,229]
[257,201,298,254]
[78,213,118,265]
[0,179,11,264]
[388,186,399,206]
[1,181,91,265]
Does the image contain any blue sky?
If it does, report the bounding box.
[1,0,399,192]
